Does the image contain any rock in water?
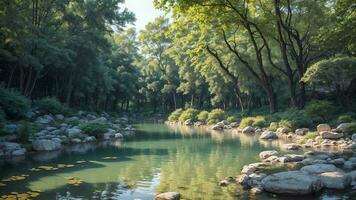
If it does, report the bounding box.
[32,139,61,151]
[261,171,323,195]
[155,192,180,200]
[300,164,342,175]
[259,150,279,160]
[319,172,351,189]
[242,126,255,134]
[260,131,278,140]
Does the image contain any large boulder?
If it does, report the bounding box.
[295,128,309,136]
[352,133,356,142]
[67,128,82,138]
[337,123,352,132]
[260,131,278,140]
[261,171,323,195]
[317,124,331,132]
[300,164,342,175]
[212,121,224,130]
[155,192,180,200]
[36,115,54,124]
[32,140,61,151]
[259,150,279,160]
[320,131,344,139]
[277,127,289,134]
[242,126,255,134]
[0,142,26,157]
[3,124,17,134]
[319,172,351,189]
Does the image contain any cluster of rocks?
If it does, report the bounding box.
[231,150,356,196]
[0,111,134,158]
[155,192,180,200]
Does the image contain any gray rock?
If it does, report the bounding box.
[237,174,249,185]
[3,124,17,134]
[261,171,323,195]
[319,171,351,189]
[103,133,113,140]
[0,142,21,151]
[67,128,82,138]
[279,154,305,163]
[94,117,107,123]
[84,136,96,142]
[295,128,309,136]
[282,143,301,150]
[333,158,346,165]
[242,126,255,134]
[11,148,26,156]
[155,192,180,200]
[32,140,61,151]
[212,121,225,130]
[352,134,356,142]
[55,114,65,120]
[114,133,123,138]
[270,122,278,128]
[241,163,265,175]
[259,150,279,160]
[344,161,354,169]
[194,121,204,126]
[300,164,342,175]
[317,124,331,132]
[36,115,54,124]
[230,122,239,128]
[337,123,352,132]
[71,138,82,143]
[260,131,278,140]
[277,127,289,134]
[320,131,344,139]
[86,114,97,120]
[184,119,193,126]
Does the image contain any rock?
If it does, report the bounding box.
[315,136,323,143]
[237,174,249,185]
[282,143,301,150]
[261,171,323,195]
[249,173,266,181]
[71,138,82,143]
[84,136,96,142]
[352,134,356,142]
[103,133,113,140]
[242,126,255,134]
[184,119,193,126]
[260,131,278,140]
[11,148,26,156]
[319,171,351,189]
[0,142,26,157]
[3,124,17,134]
[333,158,345,165]
[320,131,344,139]
[317,124,331,132]
[212,124,223,130]
[241,163,265,175]
[295,128,309,136]
[219,180,229,186]
[277,127,289,134]
[114,133,123,138]
[32,140,61,151]
[155,192,180,200]
[67,128,82,138]
[25,111,36,118]
[279,154,305,163]
[337,123,352,132]
[250,186,263,194]
[86,114,97,120]
[36,115,54,124]
[55,114,65,120]
[230,122,239,128]
[300,164,342,175]
[259,150,279,160]
[344,161,354,169]
[194,121,204,126]
[0,142,21,150]
[94,117,107,123]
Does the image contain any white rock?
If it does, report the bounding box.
[155,192,180,200]
[184,119,193,126]
[115,133,123,138]
[260,131,278,140]
[261,171,323,195]
[317,124,331,132]
[242,126,255,134]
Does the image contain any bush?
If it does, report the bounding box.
[299,132,319,144]
[79,121,110,138]
[36,97,69,115]
[178,108,200,122]
[18,121,32,143]
[0,88,30,119]
[0,106,5,126]
[344,123,356,137]
[197,111,209,122]
[239,117,255,128]
[226,116,237,124]
[304,100,335,121]
[239,116,268,128]
[337,114,354,124]
[207,109,225,125]
[277,109,313,131]
[168,108,183,121]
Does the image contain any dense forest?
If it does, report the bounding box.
[0,0,355,115]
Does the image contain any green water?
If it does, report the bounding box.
[0,123,354,200]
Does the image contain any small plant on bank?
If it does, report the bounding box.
[168,108,183,121]
[239,117,255,128]
[178,108,200,122]
[18,121,37,143]
[304,99,335,122]
[197,111,209,122]
[207,109,225,125]
[344,123,356,137]
[337,114,355,124]
[0,88,30,119]
[36,97,70,115]
[299,132,319,144]
[277,109,312,131]
[226,116,237,124]
[79,121,109,138]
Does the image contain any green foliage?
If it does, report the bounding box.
[207,109,225,125]
[0,106,5,126]
[239,116,268,128]
[36,97,69,115]
[0,88,30,119]
[299,132,319,144]
[337,114,355,124]
[197,111,209,122]
[226,116,237,124]
[344,123,356,136]
[239,117,255,128]
[168,108,183,121]
[178,108,200,122]
[277,110,312,131]
[79,122,110,138]
[304,100,335,122]
[18,121,38,143]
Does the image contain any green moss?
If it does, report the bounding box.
[207,109,225,125]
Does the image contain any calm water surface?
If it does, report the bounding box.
[0,123,354,200]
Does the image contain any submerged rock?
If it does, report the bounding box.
[155,192,180,200]
[282,143,302,150]
[261,171,323,195]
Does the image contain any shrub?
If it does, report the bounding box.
[0,106,5,126]
[226,116,237,124]
[252,116,268,127]
[36,97,69,115]
[276,109,313,131]
[304,100,335,121]
[0,88,30,119]
[299,132,319,144]
[79,121,109,138]
[337,114,354,124]
[207,109,225,125]
[18,121,32,143]
[239,117,255,128]
[197,111,209,122]
[344,123,356,137]
[168,108,183,121]
[178,108,200,122]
